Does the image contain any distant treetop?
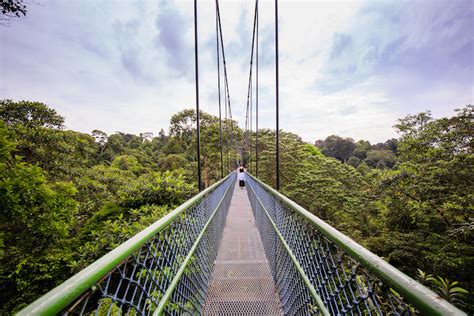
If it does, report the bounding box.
[1,0,26,25]
[0,99,65,129]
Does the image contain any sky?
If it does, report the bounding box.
[1,0,473,143]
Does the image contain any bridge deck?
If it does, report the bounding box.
[203,180,282,315]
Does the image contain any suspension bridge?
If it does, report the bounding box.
[19,173,465,315]
[18,0,467,315]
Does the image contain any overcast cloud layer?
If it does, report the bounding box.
[1,0,473,143]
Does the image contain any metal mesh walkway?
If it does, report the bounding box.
[203,181,282,315]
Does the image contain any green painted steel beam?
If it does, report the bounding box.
[18,174,233,316]
[247,181,330,316]
[248,173,466,316]
[155,175,235,315]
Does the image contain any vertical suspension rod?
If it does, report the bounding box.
[256,0,259,177]
[215,1,223,178]
[250,76,253,171]
[194,0,202,191]
[216,0,235,168]
[224,70,229,171]
[275,0,280,191]
[216,0,232,121]
[245,0,258,170]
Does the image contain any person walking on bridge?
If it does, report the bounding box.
[238,167,246,189]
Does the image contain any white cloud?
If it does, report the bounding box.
[1,0,472,143]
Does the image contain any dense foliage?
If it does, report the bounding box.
[315,135,398,169]
[0,99,472,312]
[0,100,196,312]
[242,106,473,312]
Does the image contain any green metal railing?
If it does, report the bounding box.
[19,173,236,316]
[245,173,466,316]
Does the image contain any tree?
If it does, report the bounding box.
[159,154,189,171]
[169,109,240,187]
[100,133,149,166]
[365,150,396,168]
[92,130,108,154]
[140,132,153,142]
[0,99,64,129]
[1,100,97,180]
[1,0,26,15]
[369,105,474,311]
[353,140,371,159]
[314,139,324,149]
[254,129,372,238]
[1,0,26,25]
[111,155,142,173]
[384,138,398,154]
[0,121,78,312]
[347,156,361,168]
[159,129,167,142]
[319,135,356,162]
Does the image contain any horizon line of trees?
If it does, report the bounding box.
[315,135,398,170]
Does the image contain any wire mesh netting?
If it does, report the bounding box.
[63,174,236,316]
[203,180,282,315]
[246,175,413,316]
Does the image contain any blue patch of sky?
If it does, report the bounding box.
[317,0,473,96]
[154,0,192,78]
[256,25,275,69]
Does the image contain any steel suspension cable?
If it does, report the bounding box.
[255,0,259,177]
[248,76,253,172]
[215,1,223,178]
[245,0,258,170]
[222,46,234,169]
[216,0,232,122]
[194,0,202,191]
[247,70,254,172]
[223,70,229,171]
[216,0,237,168]
[275,0,280,191]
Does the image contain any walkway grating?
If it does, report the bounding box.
[203,181,282,315]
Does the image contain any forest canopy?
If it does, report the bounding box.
[0,100,472,313]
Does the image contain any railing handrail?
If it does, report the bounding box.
[18,173,234,316]
[247,173,466,316]
[246,175,330,315]
[154,173,235,315]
